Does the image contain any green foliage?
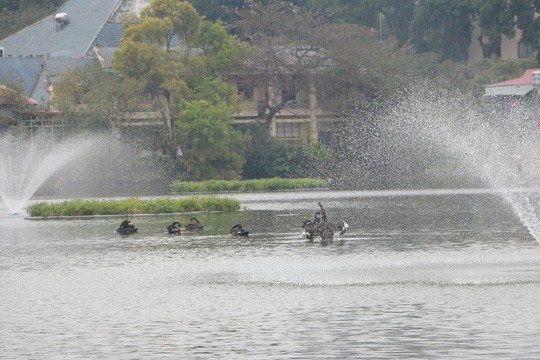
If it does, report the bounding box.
[122,16,172,47]
[187,0,244,23]
[303,0,540,64]
[192,20,248,75]
[316,23,444,105]
[178,99,248,180]
[411,0,473,62]
[466,56,537,96]
[304,1,472,61]
[240,124,335,179]
[0,0,62,10]
[112,39,171,95]
[111,0,249,181]
[170,177,328,193]
[188,0,320,24]
[188,76,235,103]
[51,64,148,130]
[287,141,335,178]
[113,2,205,94]
[0,0,63,39]
[474,0,515,57]
[143,0,202,46]
[27,197,240,217]
[0,77,33,129]
[241,124,293,179]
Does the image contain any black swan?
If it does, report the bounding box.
[301,202,348,243]
[167,221,182,235]
[230,224,249,237]
[116,220,138,235]
[185,217,204,231]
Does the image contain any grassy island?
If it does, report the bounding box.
[27,197,240,217]
[170,177,328,193]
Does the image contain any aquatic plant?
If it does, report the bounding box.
[170,177,328,193]
[26,197,240,217]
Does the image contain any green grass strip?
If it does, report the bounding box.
[27,196,240,217]
[170,177,328,193]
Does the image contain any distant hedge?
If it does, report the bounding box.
[170,178,328,193]
[27,197,240,217]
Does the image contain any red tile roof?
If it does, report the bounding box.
[0,86,38,105]
[491,68,540,86]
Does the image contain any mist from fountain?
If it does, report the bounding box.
[0,132,176,215]
[335,82,540,242]
[0,134,101,214]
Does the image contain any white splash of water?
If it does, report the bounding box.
[0,134,100,214]
[384,84,540,242]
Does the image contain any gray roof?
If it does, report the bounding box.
[95,22,123,48]
[0,56,98,106]
[46,57,97,83]
[0,57,43,97]
[0,0,122,58]
[95,47,118,70]
[30,72,49,106]
[93,22,123,70]
[36,57,98,106]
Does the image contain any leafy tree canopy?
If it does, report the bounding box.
[52,64,149,131]
[178,99,248,180]
[112,1,249,180]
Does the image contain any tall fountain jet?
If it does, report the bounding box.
[0,134,98,214]
[335,81,540,243]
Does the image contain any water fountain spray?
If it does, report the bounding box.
[0,133,99,214]
[336,82,540,242]
[394,84,540,241]
[0,132,178,216]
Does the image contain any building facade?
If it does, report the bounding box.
[227,73,336,144]
[468,19,536,63]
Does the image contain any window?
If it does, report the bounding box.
[281,86,296,103]
[276,122,300,138]
[518,42,534,59]
[237,80,253,99]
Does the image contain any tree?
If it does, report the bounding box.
[0,1,64,39]
[411,0,474,62]
[141,0,202,52]
[113,1,204,152]
[511,0,540,63]
[469,0,540,64]
[240,123,334,179]
[188,0,312,24]
[112,39,171,95]
[191,20,246,75]
[233,1,332,134]
[51,64,149,131]
[0,76,29,129]
[113,0,250,179]
[178,99,247,180]
[241,124,292,178]
[472,0,515,58]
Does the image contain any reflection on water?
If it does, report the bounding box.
[1,191,540,359]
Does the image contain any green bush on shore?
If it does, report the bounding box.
[27,197,240,217]
[170,178,328,193]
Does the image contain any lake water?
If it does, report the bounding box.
[1,190,540,359]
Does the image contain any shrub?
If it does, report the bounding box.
[169,177,328,193]
[27,197,240,217]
